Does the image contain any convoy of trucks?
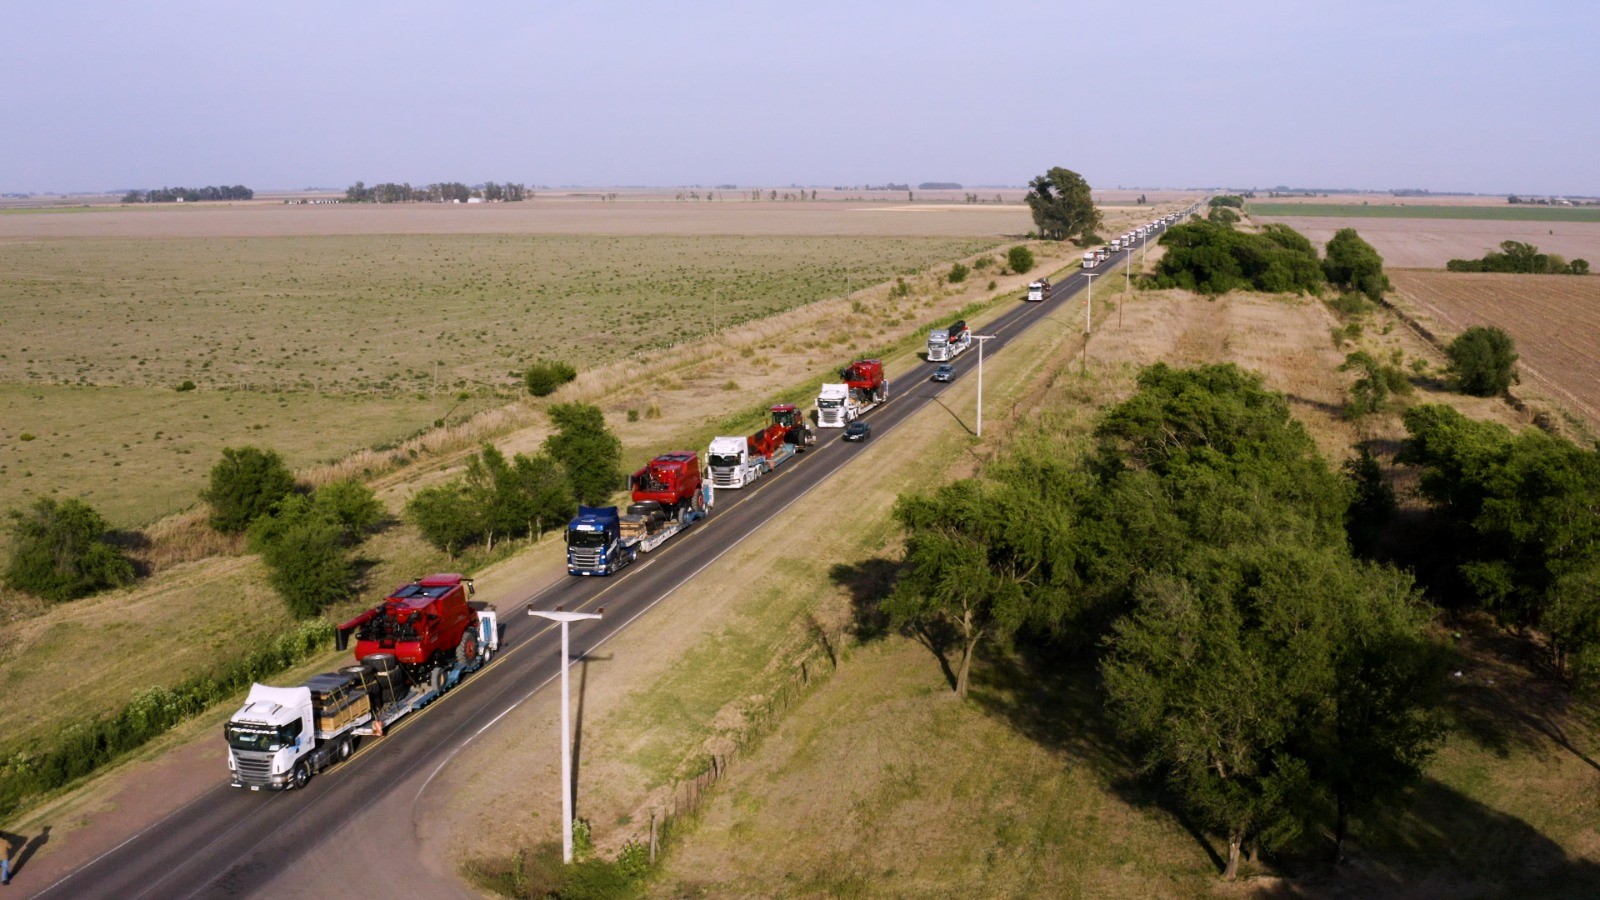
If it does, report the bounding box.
[926,319,971,361]
[223,204,1204,794]
[226,574,498,790]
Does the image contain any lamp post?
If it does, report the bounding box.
[972,334,995,438]
[528,608,603,863]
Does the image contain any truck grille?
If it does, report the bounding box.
[818,410,844,426]
[570,549,604,569]
[232,750,276,785]
[710,469,742,488]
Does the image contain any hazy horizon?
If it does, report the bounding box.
[4,0,1595,196]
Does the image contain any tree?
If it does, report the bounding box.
[1103,550,1327,880]
[4,498,135,601]
[248,495,355,618]
[1025,167,1102,241]
[1323,228,1389,301]
[1445,326,1518,396]
[204,447,296,534]
[544,404,622,505]
[465,444,575,548]
[407,482,482,557]
[1006,245,1034,274]
[310,479,385,540]
[885,481,1031,699]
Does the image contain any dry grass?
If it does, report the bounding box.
[1389,270,1600,434]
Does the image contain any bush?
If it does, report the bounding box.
[1446,326,1518,396]
[407,482,481,557]
[204,446,296,534]
[1339,351,1413,418]
[3,498,135,601]
[972,256,993,270]
[176,379,196,392]
[525,360,578,397]
[1151,220,1325,296]
[1323,228,1389,301]
[250,504,354,619]
[310,479,385,539]
[1007,245,1035,274]
[948,262,970,284]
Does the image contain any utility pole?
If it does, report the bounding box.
[1084,272,1098,335]
[972,334,995,437]
[528,608,603,864]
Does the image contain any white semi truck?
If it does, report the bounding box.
[926,319,972,361]
[225,606,499,791]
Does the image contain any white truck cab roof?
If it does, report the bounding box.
[709,436,747,456]
[231,684,310,728]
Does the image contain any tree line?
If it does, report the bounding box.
[883,364,1444,877]
[1446,240,1589,275]
[122,185,253,203]
[344,181,529,203]
[1151,221,1389,301]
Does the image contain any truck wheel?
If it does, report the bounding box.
[292,761,310,790]
[338,737,353,762]
[430,666,444,694]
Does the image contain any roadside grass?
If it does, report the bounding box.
[1246,203,1600,223]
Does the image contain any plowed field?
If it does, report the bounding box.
[1389,270,1600,429]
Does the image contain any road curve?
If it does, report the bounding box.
[28,221,1169,900]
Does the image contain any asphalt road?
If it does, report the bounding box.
[29,221,1169,899]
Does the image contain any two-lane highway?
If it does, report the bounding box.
[29,219,1172,899]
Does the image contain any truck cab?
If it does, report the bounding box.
[1027,279,1051,302]
[707,435,758,488]
[1082,252,1098,269]
[567,505,634,575]
[816,383,853,427]
[226,685,317,791]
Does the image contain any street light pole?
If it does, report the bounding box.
[529,608,603,864]
[971,334,995,437]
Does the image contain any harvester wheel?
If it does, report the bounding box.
[457,628,479,666]
[291,761,310,790]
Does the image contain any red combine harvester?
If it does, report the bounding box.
[336,574,485,690]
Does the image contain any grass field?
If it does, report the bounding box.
[1247,203,1600,222]
[0,233,993,527]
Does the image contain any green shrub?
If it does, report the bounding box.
[948,262,970,284]
[1152,220,1325,296]
[176,379,197,392]
[1446,326,1519,396]
[1006,245,1035,274]
[525,360,578,397]
[1324,228,1390,301]
[204,446,296,534]
[3,498,135,601]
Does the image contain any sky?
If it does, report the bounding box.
[3,0,1596,195]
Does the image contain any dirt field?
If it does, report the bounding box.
[1390,270,1600,431]
[1248,214,1600,268]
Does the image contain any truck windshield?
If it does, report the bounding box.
[709,454,743,469]
[818,398,841,408]
[225,722,295,752]
[568,530,609,549]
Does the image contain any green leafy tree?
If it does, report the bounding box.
[544,403,622,505]
[4,498,135,601]
[1323,228,1390,301]
[1025,167,1102,241]
[885,481,1031,699]
[1343,447,1397,558]
[466,444,575,548]
[204,446,296,534]
[1445,325,1518,396]
[407,482,483,557]
[1152,221,1324,296]
[1006,245,1035,274]
[310,479,385,540]
[248,496,355,618]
